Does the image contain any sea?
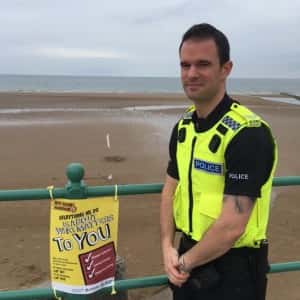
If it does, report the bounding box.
[0,74,300,96]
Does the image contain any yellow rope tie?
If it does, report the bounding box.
[111,279,117,295]
[47,185,55,201]
[114,184,118,201]
[47,185,62,299]
[52,289,62,300]
[111,184,118,295]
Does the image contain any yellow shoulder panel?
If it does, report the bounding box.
[230,103,261,127]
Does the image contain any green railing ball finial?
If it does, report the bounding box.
[66,163,84,183]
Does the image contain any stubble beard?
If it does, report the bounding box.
[184,87,213,104]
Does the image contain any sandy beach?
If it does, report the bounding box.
[0,92,299,300]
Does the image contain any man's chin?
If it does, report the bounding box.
[186,92,204,102]
[184,88,204,101]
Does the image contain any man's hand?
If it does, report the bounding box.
[162,245,189,287]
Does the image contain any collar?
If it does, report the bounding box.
[192,93,235,133]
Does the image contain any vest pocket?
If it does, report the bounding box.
[192,192,222,240]
[195,191,221,219]
[173,183,188,233]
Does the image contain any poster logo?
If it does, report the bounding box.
[54,200,77,212]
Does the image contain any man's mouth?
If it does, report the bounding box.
[186,83,204,88]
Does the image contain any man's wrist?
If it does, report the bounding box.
[178,254,190,273]
[161,238,174,251]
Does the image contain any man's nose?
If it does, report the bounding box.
[187,65,198,79]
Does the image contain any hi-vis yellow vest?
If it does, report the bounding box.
[173,102,278,248]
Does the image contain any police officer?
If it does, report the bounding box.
[160,23,277,300]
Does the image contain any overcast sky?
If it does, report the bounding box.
[1,0,300,78]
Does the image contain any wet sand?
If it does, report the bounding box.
[0,92,299,300]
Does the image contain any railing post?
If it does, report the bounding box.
[65,163,87,199]
[53,163,87,300]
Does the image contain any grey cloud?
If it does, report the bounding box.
[131,0,194,25]
[1,0,300,77]
[129,0,234,26]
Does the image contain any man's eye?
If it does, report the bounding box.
[197,62,210,67]
[180,63,190,68]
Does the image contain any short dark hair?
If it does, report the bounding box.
[179,23,230,65]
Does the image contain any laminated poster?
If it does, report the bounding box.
[50,197,119,295]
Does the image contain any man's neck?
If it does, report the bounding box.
[194,89,226,119]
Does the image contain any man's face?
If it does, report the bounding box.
[180,38,232,102]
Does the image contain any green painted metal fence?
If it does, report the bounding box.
[0,163,300,300]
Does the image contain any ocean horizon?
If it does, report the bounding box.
[0,74,300,96]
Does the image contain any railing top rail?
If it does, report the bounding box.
[0,163,299,202]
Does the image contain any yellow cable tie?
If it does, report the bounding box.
[48,186,60,300]
[53,288,62,300]
[111,279,117,295]
[47,185,55,200]
[114,184,118,201]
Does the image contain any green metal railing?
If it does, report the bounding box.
[1,163,300,300]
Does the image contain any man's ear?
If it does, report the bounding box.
[222,60,233,79]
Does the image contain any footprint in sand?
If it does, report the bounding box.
[104,155,126,162]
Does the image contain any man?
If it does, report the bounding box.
[160,23,277,300]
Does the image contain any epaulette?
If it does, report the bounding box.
[181,105,195,125]
[230,103,261,128]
